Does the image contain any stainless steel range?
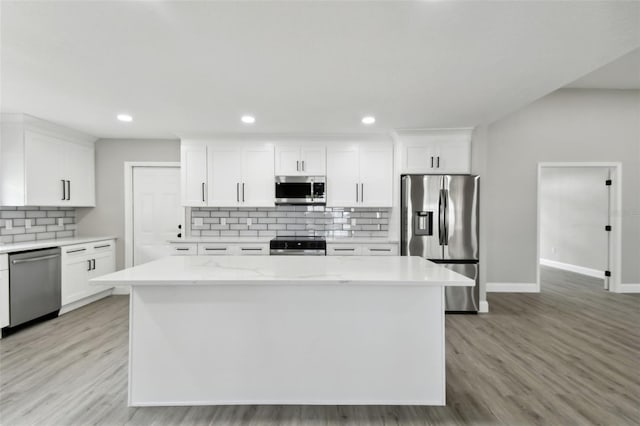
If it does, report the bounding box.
[269,237,326,256]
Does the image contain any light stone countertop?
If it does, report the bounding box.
[0,236,117,254]
[169,237,399,244]
[91,255,473,287]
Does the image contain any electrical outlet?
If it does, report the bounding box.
[376,212,381,219]
[4,219,12,230]
[194,218,204,227]
[351,218,357,226]
[25,219,32,229]
[220,218,226,226]
[58,218,64,227]
[246,218,252,226]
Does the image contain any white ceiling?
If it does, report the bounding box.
[565,47,640,89]
[1,1,639,139]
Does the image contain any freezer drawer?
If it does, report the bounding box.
[440,262,479,313]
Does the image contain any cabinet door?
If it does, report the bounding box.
[434,139,471,174]
[326,145,360,207]
[65,142,95,206]
[274,144,301,175]
[24,131,65,206]
[208,145,243,207]
[0,270,8,328]
[88,250,116,295]
[359,143,393,207]
[242,144,275,207]
[404,144,439,173]
[61,253,91,305]
[300,145,326,175]
[327,244,362,256]
[181,142,208,206]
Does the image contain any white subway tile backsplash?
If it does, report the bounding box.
[191,206,390,238]
[0,207,76,244]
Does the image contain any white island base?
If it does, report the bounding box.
[93,256,473,406]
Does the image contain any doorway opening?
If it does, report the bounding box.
[124,162,185,268]
[536,163,621,293]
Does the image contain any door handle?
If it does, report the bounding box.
[242,183,245,202]
[66,248,86,254]
[301,160,305,171]
[201,182,205,202]
[355,183,359,202]
[438,189,445,246]
[442,188,448,245]
[361,183,364,203]
[431,156,434,168]
[296,160,299,171]
[437,156,440,168]
[61,180,66,200]
[236,183,240,202]
[87,260,92,271]
[92,259,96,270]
[67,180,71,200]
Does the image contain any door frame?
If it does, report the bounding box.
[536,162,622,293]
[124,162,185,269]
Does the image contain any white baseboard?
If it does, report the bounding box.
[540,258,604,279]
[618,283,640,293]
[486,282,538,293]
[479,300,489,313]
[112,286,131,295]
[60,288,113,315]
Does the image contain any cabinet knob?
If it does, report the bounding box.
[177,233,182,238]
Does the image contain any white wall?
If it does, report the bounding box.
[76,139,180,270]
[483,89,640,288]
[540,167,610,273]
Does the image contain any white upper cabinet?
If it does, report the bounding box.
[1,114,96,207]
[397,129,472,174]
[327,142,393,208]
[274,143,325,175]
[180,141,208,207]
[181,140,274,207]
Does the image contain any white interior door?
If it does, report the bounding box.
[133,167,183,266]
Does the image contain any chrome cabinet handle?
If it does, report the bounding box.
[61,180,66,200]
[66,248,86,254]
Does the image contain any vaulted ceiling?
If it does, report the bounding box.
[1,1,639,138]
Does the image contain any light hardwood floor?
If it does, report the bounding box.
[1,266,639,425]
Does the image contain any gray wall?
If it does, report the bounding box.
[76,139,180,270]
[540,167,610,271]
[483,88,640,286]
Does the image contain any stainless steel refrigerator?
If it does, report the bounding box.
[401,175,479,312]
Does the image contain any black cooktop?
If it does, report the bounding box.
[270,236,326,250]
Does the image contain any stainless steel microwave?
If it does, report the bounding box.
[275,176,326,205]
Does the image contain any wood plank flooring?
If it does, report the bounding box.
[1,266,639,425]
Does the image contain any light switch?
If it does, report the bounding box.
[194,218,204,227]
[4,219,12,230]
[25,219,32,229]
[58,218,64,227]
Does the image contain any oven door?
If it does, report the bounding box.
[269,249,326,256]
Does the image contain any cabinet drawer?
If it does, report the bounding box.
[0,254,7,271]
[362,244,398,256]
[170,243,198,256]
[63,243,91,257]
[198,244,233,256]
[237,244,269,256]
[327,245,361,256]
[91,240,115,253]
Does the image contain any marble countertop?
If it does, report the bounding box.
[0,236,117,254]
[169,237,399,244]
[92,255,473,287]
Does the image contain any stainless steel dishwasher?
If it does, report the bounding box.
[8,247,61,328]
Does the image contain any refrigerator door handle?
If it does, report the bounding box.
[438,189,445,246]
[443,188,449,245]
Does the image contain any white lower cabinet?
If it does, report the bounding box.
[0,254,8,329]
[61,239,115,312]
[173,242,269,256]
[327,243,398,256]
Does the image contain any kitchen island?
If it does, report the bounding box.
[92,255,473,406]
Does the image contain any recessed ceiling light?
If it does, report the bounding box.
[361,116,375,125]
[241,115,256,124]
[117,114,133,122]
